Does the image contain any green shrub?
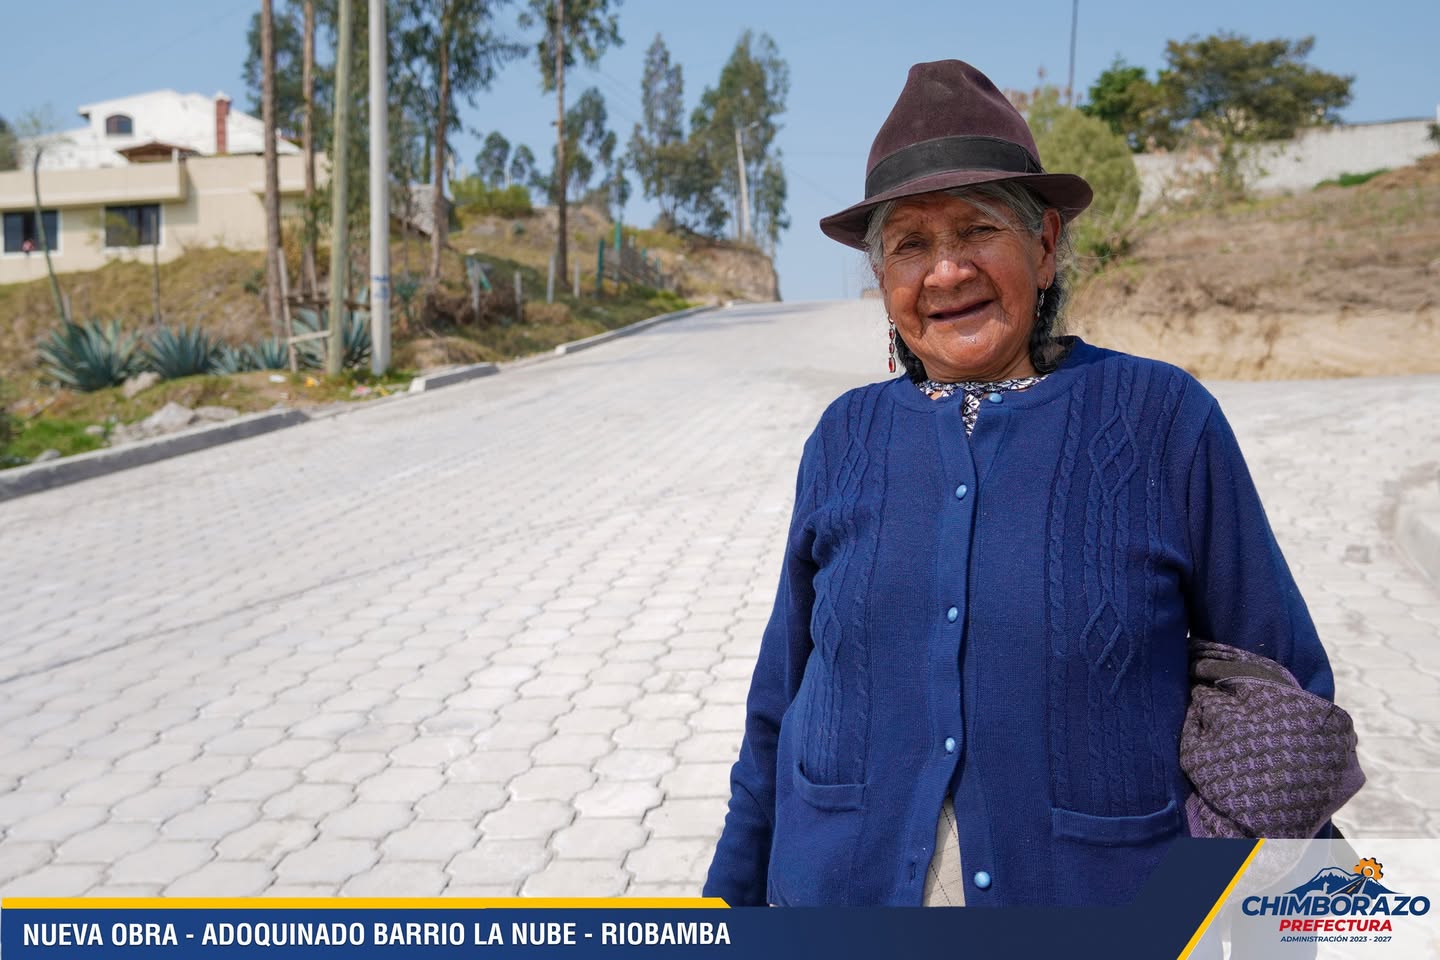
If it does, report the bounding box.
[146,324,220,380]
[454,180,534,218]
[1027,88,1142,267]
[291,307,371,369]
[210,342,255,375]
[1316,169,1389,189]
[245,337,291,371]
[37,319,144,392]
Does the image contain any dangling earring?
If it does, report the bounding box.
[887,318,897,373]
[1036,287,1047,318]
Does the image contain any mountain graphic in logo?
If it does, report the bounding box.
[1286,858,1397,898]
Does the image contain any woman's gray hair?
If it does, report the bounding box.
[865,182,1074,379]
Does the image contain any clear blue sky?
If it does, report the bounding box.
[5,0,1437,301]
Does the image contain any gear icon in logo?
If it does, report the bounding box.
[1354,857,1384,880]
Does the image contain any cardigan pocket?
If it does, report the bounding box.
[1051,799,1180,845]
[767,762,866,906]
[794,761,865,811]
[1048,800,1182,906]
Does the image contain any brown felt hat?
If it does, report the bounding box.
[820,59,1093,250]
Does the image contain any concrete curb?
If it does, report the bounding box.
[0,409,309,502]
[1396,479,1440,584]
[552,305,715,356]
[407,362,500,392]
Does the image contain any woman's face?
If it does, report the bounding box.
[877,191,1060,383]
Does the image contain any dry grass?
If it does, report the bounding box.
[1070,154,1440,379]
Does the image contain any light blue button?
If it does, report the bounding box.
[954,483,968,500]
[986,392,1003,403]
[944,737,956,754]
[946,606,959,623]
[973,871,992,890]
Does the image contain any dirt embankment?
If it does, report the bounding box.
[1069,155,1440,380]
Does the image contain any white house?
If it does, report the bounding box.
[20,90,300,171]
[2,91,313,285]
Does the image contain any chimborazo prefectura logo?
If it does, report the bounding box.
[1242,857,1430,938]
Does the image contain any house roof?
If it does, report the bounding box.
[25,89,298,171]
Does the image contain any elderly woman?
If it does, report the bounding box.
[703,60,1347,908]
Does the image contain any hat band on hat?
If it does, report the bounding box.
[864,135,1042,199]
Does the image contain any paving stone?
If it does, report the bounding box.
[446,751,532,784]
[215,820,317,863]
[448,839,549,885]
[414,783,507,821]
[380,821,479,861]
[209,769,299,803]
[251,739,336,768]
[624,838,717,885]
[508,766,595,802]
[479,800,573,840]
[261,783,356,819]
[573,782,663,820]
[643,797,729,838]
[0,842,59,884]
[531,735,615,767]
[341,862,449,897]
[522,860,630,897]
[303,751,389,785]
[356,768,444,803]
[593,750,677,782]
[110,786,208,823]
[318,802,414,840]
[165,861,274,896]
[613,720,692,750]
[1,863,105,897]
[107,840,214,885]
[274,840,379,884]
[552,818,650,861]
[162,803,260,841]
[659,763,732,799]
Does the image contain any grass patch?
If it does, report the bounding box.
[1317,169,1390,189]
[6,418,106,461]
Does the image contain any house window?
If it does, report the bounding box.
[105,114,134,136]
[104,204,161,247]
[2,210,60,254]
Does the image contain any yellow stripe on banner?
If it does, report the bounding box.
[1176,838,1266,960]
[2,898,729,910]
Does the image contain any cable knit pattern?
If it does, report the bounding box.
[704,339,1336,908]
[805,389,879,788]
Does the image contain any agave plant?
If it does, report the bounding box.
[37,319,144,392]
[291,307,372,370]
[145,324,220,380]
[209,342,255,376]
[244,336,291,371]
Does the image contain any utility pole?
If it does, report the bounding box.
[1067,0,1079,105]
[369,0,390,374]
[326,0,354,376]
[734,123,751,245]
[553,0,568,282]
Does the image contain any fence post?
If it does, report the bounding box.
[573,260,580,299]
[513,270,522,325]
[546,252,556,304]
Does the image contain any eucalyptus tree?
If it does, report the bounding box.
[521,0,622,279]
[690,31,790,249]
[398,0,525,283]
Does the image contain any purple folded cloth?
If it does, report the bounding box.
[1181,641,1365,839]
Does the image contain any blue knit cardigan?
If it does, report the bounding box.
[702,339,1334,907]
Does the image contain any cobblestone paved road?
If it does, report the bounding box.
[1,300,1437,898]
